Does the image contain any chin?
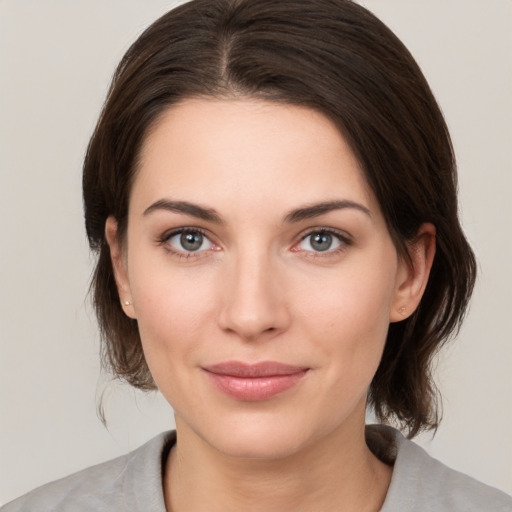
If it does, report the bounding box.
[207,427,308,461]
[183,407,338,462]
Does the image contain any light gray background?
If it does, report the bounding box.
[1,0,511,505]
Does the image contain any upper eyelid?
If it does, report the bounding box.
[160,226,209,240]
[298,227,351,241]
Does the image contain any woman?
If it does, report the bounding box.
[3,0,511,510]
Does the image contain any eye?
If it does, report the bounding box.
[296,230,347,253]
[164,228,215,253]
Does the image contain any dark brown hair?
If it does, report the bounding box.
[83,0,476,437]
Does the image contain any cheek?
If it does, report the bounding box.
[128,256,217,382]
[294,249,398,372]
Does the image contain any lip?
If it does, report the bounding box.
[202,361,309,401]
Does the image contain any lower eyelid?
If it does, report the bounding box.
[300,247,347,260]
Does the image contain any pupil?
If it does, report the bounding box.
[181,232,203,251]
[311,233,332,251]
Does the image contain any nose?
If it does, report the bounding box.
[217,249,291,341]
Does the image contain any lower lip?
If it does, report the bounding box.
[204,371,308,401]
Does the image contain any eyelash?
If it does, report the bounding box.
[158,227,216,259]
[157,227,352,260]
[293,228,352,258]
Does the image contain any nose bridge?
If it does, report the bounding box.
[218,243,289,340]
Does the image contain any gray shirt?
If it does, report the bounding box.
[3,426,511,511]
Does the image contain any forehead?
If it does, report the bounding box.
[132,98,378,217]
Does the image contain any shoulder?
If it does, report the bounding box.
[368,425,512,512]
[1,431,175,512]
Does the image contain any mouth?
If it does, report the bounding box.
[202,361,309,401]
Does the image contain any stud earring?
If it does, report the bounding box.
[124,300,131,306]
[398,306,407,315]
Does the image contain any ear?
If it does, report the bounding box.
[105,216,137,319]
[390,223,436,322]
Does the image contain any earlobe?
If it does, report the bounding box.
[390,223,436,322]
[105,216,136,319]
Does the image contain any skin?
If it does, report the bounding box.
[106,98,435,511]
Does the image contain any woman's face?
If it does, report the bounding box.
[109,99,420,459]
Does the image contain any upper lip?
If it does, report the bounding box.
[203,361,309,378]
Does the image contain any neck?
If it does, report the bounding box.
[164,412,392,512]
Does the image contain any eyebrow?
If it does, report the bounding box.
[143,199,223,223]
[143,198,371,224]
[283,200,372,223]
